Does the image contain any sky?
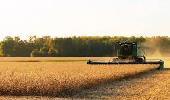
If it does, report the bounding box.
[0,0,170,40]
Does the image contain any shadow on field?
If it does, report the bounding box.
[70,68,170,99]
[0,68,169,99]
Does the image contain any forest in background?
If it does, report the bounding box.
[0,36,169,57]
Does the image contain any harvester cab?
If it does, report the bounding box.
[116,42,146,63]
[87,42,164,70]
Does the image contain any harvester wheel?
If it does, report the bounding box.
[135,57,145,63]
[87,60,92,64]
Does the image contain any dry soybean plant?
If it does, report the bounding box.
[0,60,159,97]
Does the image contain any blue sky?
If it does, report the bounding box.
[0,0,170,39]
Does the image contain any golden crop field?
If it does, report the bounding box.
[0,57,160,99]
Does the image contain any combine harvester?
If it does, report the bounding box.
[87,42,164,70]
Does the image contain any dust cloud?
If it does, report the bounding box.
[142,39,170,68]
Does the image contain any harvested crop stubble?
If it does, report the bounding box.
[0,61,159,96]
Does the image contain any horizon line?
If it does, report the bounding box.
[1,34,169,40]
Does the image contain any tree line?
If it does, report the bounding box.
[0,36,169,57]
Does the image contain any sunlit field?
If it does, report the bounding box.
[0,57,160,98]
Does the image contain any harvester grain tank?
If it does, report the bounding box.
[87,42,164,70]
